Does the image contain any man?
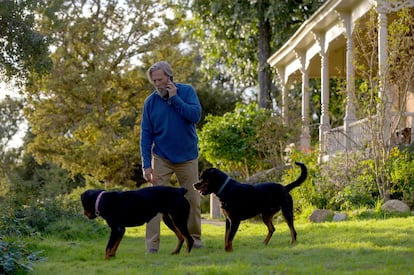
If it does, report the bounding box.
[140,61,202,253]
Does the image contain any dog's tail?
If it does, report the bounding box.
[284,162,307,192]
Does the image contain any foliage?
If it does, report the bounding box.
[353,8,414,200]
[387,146,414,207]
[281,149,322,212]
[178,0,324,108]
[196,86,241,128]
[0,96,24,149]
[0,206,44,275]
[6,150,85,207]
[199,103,296,177]
[0,237,43,275]
[285,147,413,212]
[23,0,197,186]
[0,0,52,84]
[0,96,25,197]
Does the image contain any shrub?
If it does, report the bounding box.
[0,206,44,274]
[45,215,107,240]
[199,102,299,177]
[0,206,35,238]
[0,237,44,274]
[281,149,323,212]
[388,146,414,207]
[285,147,413,212]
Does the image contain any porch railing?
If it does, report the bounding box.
[323,117,372,156]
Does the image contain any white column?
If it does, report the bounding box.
[377,4,393,143]
[277,67,289,125]
[210,194,222,219]
[316,33,330,157]
[377,7,388,104]
[340,11,357,151]
[297,51,311,151]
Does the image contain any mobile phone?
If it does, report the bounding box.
[163,76,174,100]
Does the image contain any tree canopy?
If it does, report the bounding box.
[24,0,188,185]
[0,0,52,84]
[178,0,325,108]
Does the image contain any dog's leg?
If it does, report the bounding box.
[224,218,240,252]
[281,205,297,244]
[262,213,276,245]
[163,214,184,254]
[163,214,194,254]
[175,219,194,254]
[105,226,125,259]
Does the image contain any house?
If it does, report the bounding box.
[267,0,414,160]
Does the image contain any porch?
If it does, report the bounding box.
[267,0,414,160]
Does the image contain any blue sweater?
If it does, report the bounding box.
[140,83,202,169]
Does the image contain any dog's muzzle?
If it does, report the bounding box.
[193,181,208,195]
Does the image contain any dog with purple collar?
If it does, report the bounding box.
[81,186,194,259]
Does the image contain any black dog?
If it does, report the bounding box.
[194,162,307,252]
[81,186,194,259]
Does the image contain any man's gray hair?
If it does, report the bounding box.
[146,61,173,83]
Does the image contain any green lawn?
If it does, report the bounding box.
[30,216,414,274]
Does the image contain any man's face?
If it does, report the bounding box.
[151,69,169,93]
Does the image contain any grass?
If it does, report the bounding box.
[29,216,414,274]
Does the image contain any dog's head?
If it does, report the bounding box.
[80,189,105,219]
[194,168,229,195]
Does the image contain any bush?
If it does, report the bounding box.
[18,199,70,234]
[0,206,44,274]
[284,147,413,212]
[0,237,44,275]
[389,146,414,208]
[0,206,36,238]
[199,102,299,177]
[281,149,323,213]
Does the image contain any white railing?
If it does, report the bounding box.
[323,117,372,156]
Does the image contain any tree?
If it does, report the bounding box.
[178,0,324,108]
[0,0,52,84]
[24,0,187,185]
[0,96,24,149]
[353,8,414,200]
[0,96,24,195]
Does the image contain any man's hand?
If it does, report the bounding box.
[144,168,154,183]
[166,80,177,98]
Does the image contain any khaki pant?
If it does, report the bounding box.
[145,155,202,251]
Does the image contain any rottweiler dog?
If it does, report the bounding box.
[194,162,307,252]
[81,186,194,259]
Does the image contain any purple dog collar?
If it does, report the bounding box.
[95,191,105,216]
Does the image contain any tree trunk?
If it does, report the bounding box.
[258,15,272,109]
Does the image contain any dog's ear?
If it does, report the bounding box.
[202,168,215,177]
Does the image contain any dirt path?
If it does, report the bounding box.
[201,219,225,226]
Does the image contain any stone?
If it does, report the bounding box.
[309,209,334,223]
[333,212,348,221]
[381,199,410,213]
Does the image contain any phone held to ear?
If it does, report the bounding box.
[163,76,174,100]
